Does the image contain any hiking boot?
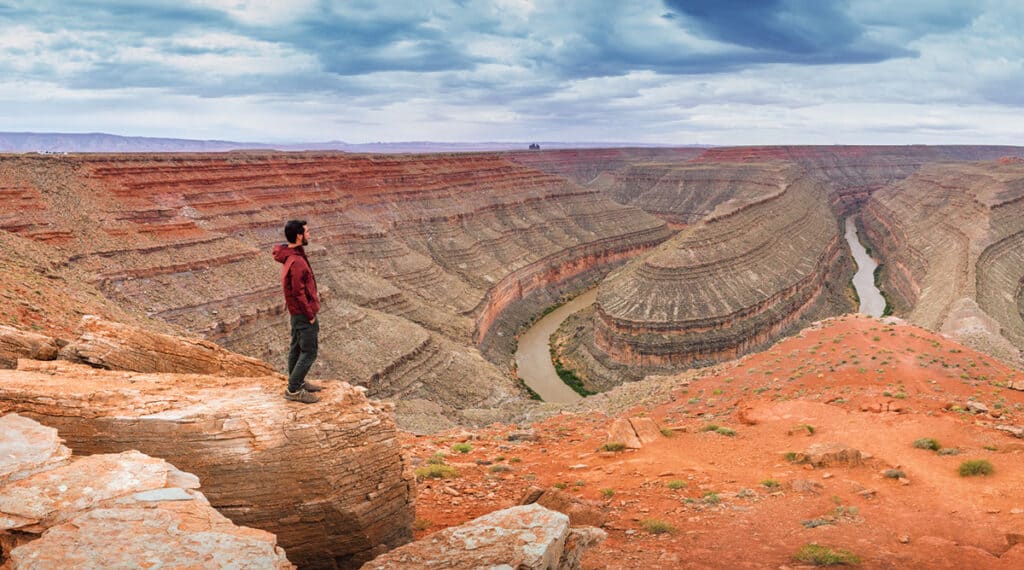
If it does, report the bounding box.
[302,380,323,392]
[284,388,319,404]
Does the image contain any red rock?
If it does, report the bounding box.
[606,418,642,449]
[0,326,59,369]
[628,417,663,444]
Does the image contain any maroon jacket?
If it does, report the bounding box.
[272,244,320,320]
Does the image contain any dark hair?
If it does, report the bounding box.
[284,220,307,244]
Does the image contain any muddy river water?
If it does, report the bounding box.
[515,218,885,401]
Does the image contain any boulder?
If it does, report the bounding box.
[966,400,990,414]
[606,418,642,449]
[60,315,278,377]
[0,360,414,569]
[794,443,863,468]
[0,326,59,369]
[519,486,607,527]
[0,413,293,570]
[629,417,663,444]
[362,504,605,570]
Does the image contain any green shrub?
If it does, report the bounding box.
[937,447,961,456]
[489,464,512,473]
[701,423,720,432]
[761,479,780,489]
[794,424,816,435]
[882,469,905,479]
[426,452,447,465]
[702,492,720,504]
[784,451,800,462]
[451,443,472,454]
[601,442,626,452]
[509,457,522,463]
[415,464,457,480]
[715,426,737,437]
[666,479,687,490]
[794,544,861,566]
[641,519,675,534]
[601,488,615,498]
[660,427,675,437]
[958,459,994,477]
[554,482,567,489]
[912,438,940,451]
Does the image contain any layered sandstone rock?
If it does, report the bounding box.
[0,360,413,569]
[505,147,705,185]
[0,152,670,427]
[362,504,605,570]
[0,413,292,569]
[860,161,1024,363]
[694,146,1024,215]
[571,164,851,386]
[61,315,278,376]
[0,325,59,368]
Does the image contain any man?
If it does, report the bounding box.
[272,220,323,403]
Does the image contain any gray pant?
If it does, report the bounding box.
[287,314,319,392]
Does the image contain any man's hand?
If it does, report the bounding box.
[310,317,316,324]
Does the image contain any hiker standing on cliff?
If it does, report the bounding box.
[272,220,323,403]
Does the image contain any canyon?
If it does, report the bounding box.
[4,145,1024,568]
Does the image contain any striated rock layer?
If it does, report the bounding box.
[0,359,414,569]
[0,152,670,428]
[572,164,852,387]
[860,161,1024,363]
[0,413,293,569]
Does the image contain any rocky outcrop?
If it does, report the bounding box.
[0,325,59,368]
[504,147,705,185]
[571,164,851,385]
[362,504,605,570]
[860,161,1024,363]
[61,315,278,376]
[0,360,414,569]
[0,413,293,569]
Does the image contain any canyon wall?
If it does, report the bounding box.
[860,161,1024,363]
[0,152,669,428]
[504,147,705,185]
[563,163,852,388]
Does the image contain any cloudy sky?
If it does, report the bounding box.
[1,0,1022,145]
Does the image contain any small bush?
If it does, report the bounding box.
[554,482,567,489]
[415,464,457,480]
[489,464,512,473]
[601,488,615,498]
[912,438,941,451]
[715,426,737,437]
[794,424,816,435]
[509,457,522,463]
[426,452,447,465]
[641,518,675,534]
[702,492,720,504]
[937,447,961,456]
[601,442,626,452]
[761,479,780,489]
[701,423,720,432]
[794,544,861,566]
[882,469,905,479]
[574,480,586,487]
[452,443,473,454]
[660,427,675,438]
[958,459,994,477]
[784,452,800,462]
[666,479,687,490]
[802,518,832,529]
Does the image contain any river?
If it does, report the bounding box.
[513,289,595,403]
[845,217,885,317]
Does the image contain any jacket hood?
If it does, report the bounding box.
[272,243,303,264]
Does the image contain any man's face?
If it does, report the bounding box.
[301,225,310,245]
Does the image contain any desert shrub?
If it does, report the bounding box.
[415,464,457,480]
[451,443,472,454]
[426,452,447,465]
[794,424,816,434]
[912,438,940,451]
[660,427,675,437]
[761,479,780,489]
[882,469,905,479]
[601,442,626,452]
[489,464,512,473]
[715,426,737,437]
[784,452,800,462]
[509,457,522,463]
[601,488,615,498]
[937,447,961,456]
[666,480,687,490]
[702,492,720,504]
[794,544,861,566]
[958,459,994,477]
[554,482,567,489]
[641,519,675,534]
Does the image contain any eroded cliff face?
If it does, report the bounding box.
[0,152,670,429]
[504,148,705,185]
[566,164,852,387]
[860,161,1024,363]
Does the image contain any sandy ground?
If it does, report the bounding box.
[404,315,1024,568]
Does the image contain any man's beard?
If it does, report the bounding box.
[302,235,310,245]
